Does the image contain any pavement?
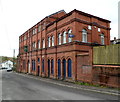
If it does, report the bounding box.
[15,72,120,96]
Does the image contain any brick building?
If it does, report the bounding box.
[18,9,111,82]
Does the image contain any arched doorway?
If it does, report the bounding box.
[62,59,66,79]
[48,59,50,77]
[68,59,72,77]
[58,59,61,79]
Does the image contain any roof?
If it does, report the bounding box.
[74,9,111,23]
[20,10,66,36]
[20,9,111,37]
[46,10,66,18]
[46,9,111,27]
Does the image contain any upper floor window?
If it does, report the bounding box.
[82,29,87,42]
[48,37,51,47]
[38,58,40,63]
[52,36,54,46]
[32,42,36,49]
[88,25,92,30]
[19,38,21,42]
[42,39,45,48]
[63,31,66,44]
[32,29,35,35]
[98,28,101,32]
[35,28,37,34]
[34,42,36,48]
[100,34,104,45]
[58,33,61,45]
[68,29,72,42]
[38,25,41,32]
[32,28,37,35]
[24,35,26,40]
[38,40,40,49]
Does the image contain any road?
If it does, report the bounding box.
[1,70,119,101]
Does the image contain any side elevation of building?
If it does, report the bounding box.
[17,9,111,82]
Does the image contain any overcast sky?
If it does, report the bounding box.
[0,0,119,57]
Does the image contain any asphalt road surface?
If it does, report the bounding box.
[1,70,119,101]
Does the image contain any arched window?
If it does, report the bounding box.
[52,36,54,46]
[68,29,72,42]
[58,59,61,78]
[68,59,72,77]
[38,40,40,49]
[58,33,61,45]
[51,59,54,74]
[42,59,44,72]
[48,37,51,47]
[82,29,87,42]
[63,31,66,44]
[42,39,45,48]
[38,58,40,63]
[100,34,104,45]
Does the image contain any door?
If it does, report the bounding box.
[58,59,61,79]
[28,61,31,73]
[37,66,40,76]
[62,59,66,79]
[48,59,50,77]
[68,59,72,77]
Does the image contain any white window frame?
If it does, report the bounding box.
[24,35,26,40]
[101,34,104,45]
[34,28,37,34]
[88,25,92,30]
[68,29,72,42]
[58,33,61,45]
[98,28,101,32]
[38,40,40,49]
[63,31,66,44]
[38,25,41,32]
[48,37,51,47]
[52,36,54,46]
[43,39,45,48]
[33,29,35,35]
[82,29,87,42]
[34,42,36,48]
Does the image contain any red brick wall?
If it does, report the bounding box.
[92,65,120,88]
[18,9,111,83]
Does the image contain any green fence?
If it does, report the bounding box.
[93,44,120,65]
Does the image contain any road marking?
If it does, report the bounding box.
[14,72,120,96]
